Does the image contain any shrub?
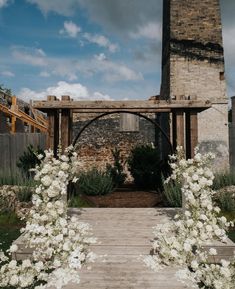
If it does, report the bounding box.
[68,196,93,208]
[77,168,114,196]
[212,171,235,190]
[17,145,45,178]
[128,145,163,190]
[106,148,126,187]
[162,179,182,207]
[216,191,235,212]
[17,186,33,203]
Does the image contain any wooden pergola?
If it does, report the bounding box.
[33,95,211,158]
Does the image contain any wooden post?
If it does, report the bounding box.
[29,100,35,133]
[61,95,72,153]
[46,95,59,156]
[11,96,17,133]
[190,111,198,157]
[185,110,198,158]
[172,110,184,150]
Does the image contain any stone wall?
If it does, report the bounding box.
[161,0,229,169]
[73,113,156,177]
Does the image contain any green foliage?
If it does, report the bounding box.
[212,171,235,191]
[0,226,21,253]
[106,148,126,188]
[17,187,32,202]
[17,145,45,178]
[77,168,114,196]
[228,230,235,242]
[0,172,36,187]
[162,178,182,207]
[0,212,22,253]
[0,212,22,226]
[0,173,22,186]
[128,145,163,190]
[216,191,235,213]
[68,195,93,208]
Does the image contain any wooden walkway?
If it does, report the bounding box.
[67,208,190,289]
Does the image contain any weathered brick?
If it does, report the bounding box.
[161,0,229,169]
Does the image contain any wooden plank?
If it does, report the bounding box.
[33,99,212,112]
[190,111,198,157]
[61,95,72,152]
[172,110,185,150]
[11,96,17,133]
[46,95,58,152]
[185,111,198,158]
[14,208,233,289]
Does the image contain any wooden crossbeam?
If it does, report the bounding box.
[33,99,212,113]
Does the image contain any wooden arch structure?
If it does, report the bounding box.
[33,95,211,158]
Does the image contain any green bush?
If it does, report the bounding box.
[68,195,93,208]
[212,171,235,191]
[216,191,235,213]
[162,178,182,207]
[77,168,114,196]
[17,145,45,179]
[106,148,126,187]
[128,145,163,190]
[0,173,23,186]
[17,187,33,203]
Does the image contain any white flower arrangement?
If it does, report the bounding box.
[144,147,235,288]
[0,147,96,289]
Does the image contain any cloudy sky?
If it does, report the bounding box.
[0,0,234,102]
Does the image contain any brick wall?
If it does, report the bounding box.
[161,0,229,170]
[73,113,157,178]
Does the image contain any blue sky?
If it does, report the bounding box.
[0,0,235,102]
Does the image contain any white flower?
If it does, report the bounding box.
[9,275,19,286]
[191,260,199,269]
[22,259,32,268]
[60,155,69,162]
[41,175,52,187]
[63,242,71,251]
[9,244,18,253]
[192,174,199,181]
[209,248,217,256]
[61,162,70,171]
[37,154,44,160]
[183,242,191,252]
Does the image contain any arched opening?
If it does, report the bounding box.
[72,110,173,154]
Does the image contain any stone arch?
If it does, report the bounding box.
[72,110,173,154]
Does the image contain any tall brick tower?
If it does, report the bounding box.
[161,0,229,168]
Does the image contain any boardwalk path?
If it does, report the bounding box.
[68,208,190,289]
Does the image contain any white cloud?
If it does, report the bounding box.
[1,70,15,77]
[18,81,112,102]
[39,71,50,77]
[0,0,10,8]
[93,54,143,82]
[83,33,118,53]
[26,0,79,16]
[12,46,47,67]
[131,22,161,41]
[26,0,162,37]
[60,21,81,38]
[94,53,107,61]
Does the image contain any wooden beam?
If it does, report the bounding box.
[190,111,198,157]
[11,96,17,133]
[72,108,171,113]
[172,110,184,150]
[185,111,198,158]
[61,95,72,152]
[46,95,59,155]
[33,99,212,112]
